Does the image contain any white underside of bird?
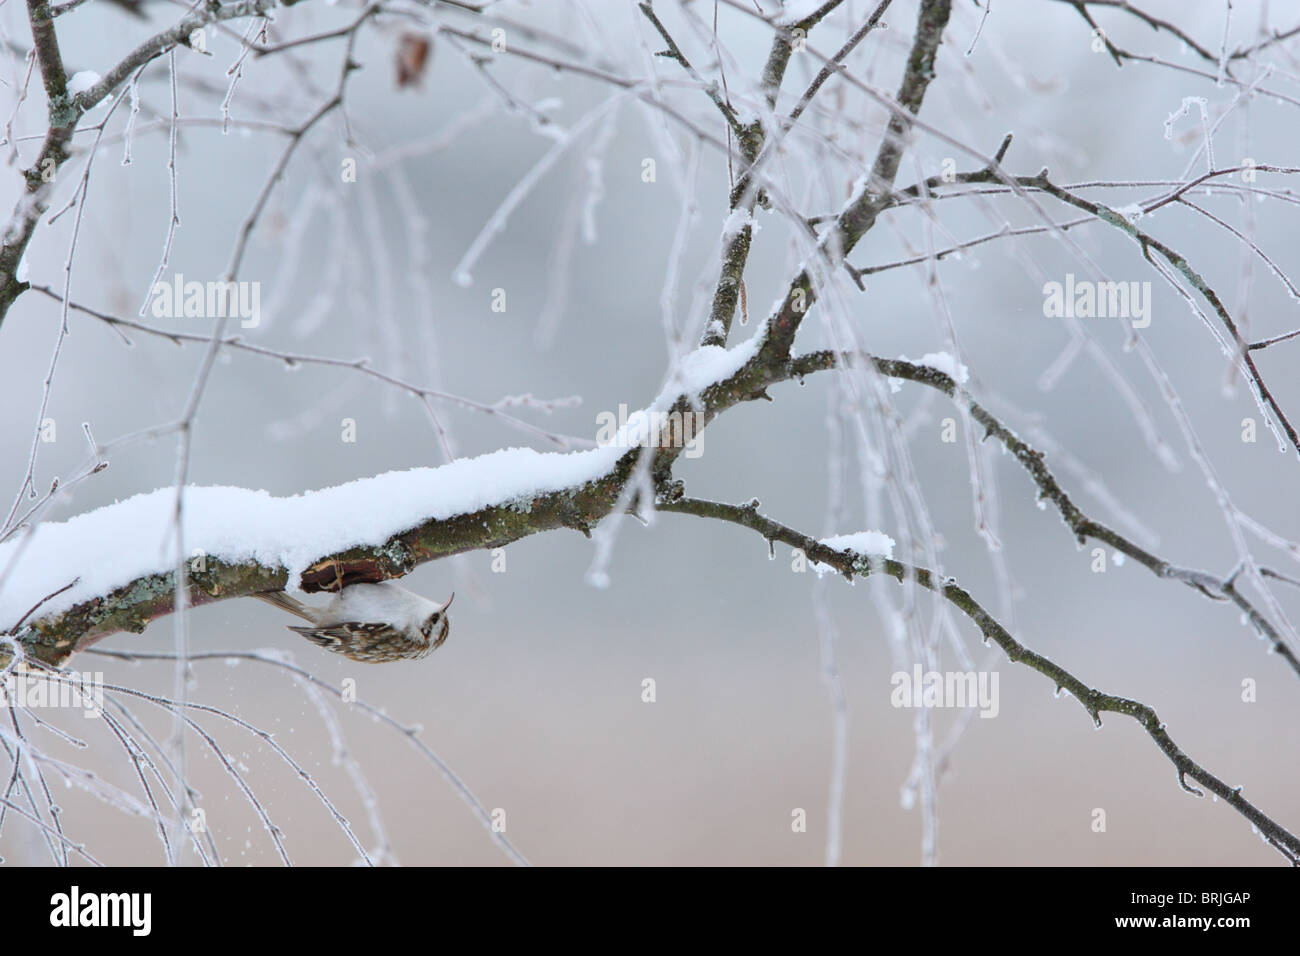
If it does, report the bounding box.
[258,581,438,629]
[253,581,453,662]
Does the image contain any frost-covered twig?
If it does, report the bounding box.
[0,0,294,327]
[1021,171,1300,456]
[87,646,530,866]
[24,284,589,447]
[791,350,1300,678]
[658,494,1300,865]
[760,0,957,362]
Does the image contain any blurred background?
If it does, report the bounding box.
[0,0,1297,865]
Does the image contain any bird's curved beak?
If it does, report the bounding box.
[439,593,454,612]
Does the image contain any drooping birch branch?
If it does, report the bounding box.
[658,493,1300,864]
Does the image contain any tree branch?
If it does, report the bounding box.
[6,329,809,663]
[791,348,1300,679]
[697,4,829,348]
[658,493,1300,864]
[1017,170,1300,458]
[0,0,287,329]
[0,0,76,323]
[638,1,747,140]
[759,0,953,362]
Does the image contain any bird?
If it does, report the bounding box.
[253,581,453,663]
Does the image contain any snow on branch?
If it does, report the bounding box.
[2,331,774,664]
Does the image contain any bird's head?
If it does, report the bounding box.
[420,593,454,650]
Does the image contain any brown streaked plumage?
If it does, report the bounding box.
[254,585,453,663]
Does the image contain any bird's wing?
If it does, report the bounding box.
[253,591,315,622]
[287,621,389,649]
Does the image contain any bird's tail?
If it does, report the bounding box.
[252,590,315,623]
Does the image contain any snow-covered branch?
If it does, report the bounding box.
[3,329,798,663]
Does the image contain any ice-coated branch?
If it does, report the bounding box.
[0,0,77,322]
[1060,0,1220,68]
[791,349,1300,679]
[759,0,955,362]
[691,0,895,351]
[1018,171,1300,457]
[638,1,748,141]
[658,494,1300,865]
[0,0,331,328]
